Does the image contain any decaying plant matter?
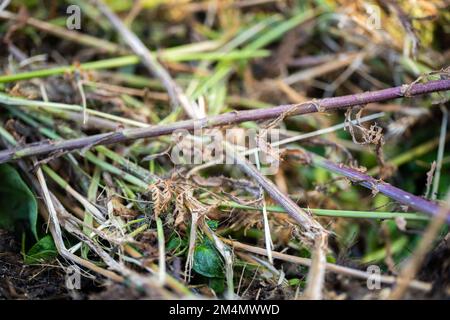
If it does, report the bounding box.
[0,0,449,300]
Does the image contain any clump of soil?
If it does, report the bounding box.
[0,229,68,299]
[419,234,450,299]
[89,283,144,300]
[0,229,147,300]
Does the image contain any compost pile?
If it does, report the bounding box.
[0,0,449,300]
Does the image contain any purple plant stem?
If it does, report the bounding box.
[0,79,449,164]
[310,153,450,222]
[224,142,325,234]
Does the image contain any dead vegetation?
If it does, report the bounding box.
[0,0,449,300]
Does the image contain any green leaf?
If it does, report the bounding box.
[206,220,219,231]
[209,277,225,294]
[24,235,57,264]
[0,164,38,239]
[193,241,224,278]
[288,278,301,286]
[326,254,336,264]
[166,233,187,255]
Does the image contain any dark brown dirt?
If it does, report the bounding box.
[89,283,144,300]
[0,229,69,299]
[0,229,153,300]
[1,228,448,300]
[418,233,450,299]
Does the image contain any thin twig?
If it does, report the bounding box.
[431,106,448,200]
[388,192,450,299]
[303,233,328,300]
[186,112,385,176]
[91,0,198,119]
[223,141,326,240]
[0,0,10,13]
[156,217,166,285]
[1,79,448,164]
[308,150,450,222]
[253,149,274,264]
[224,239,436,293]
[223,141,328,299]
